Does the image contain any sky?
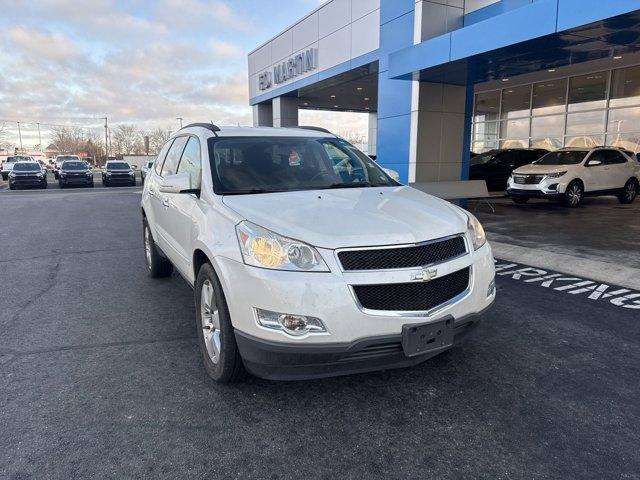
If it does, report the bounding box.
[0,0,367,149]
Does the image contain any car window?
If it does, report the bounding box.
[107,162,130,170]
[154,140,174,175]
[63,161,88,170]
[161,136,188,177]
[604,150,627,165]
[536,150,589,165]
[13,162,41,171]
[209,136,397,194]
[176,137,201,188]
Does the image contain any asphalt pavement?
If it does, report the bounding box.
[0,188,638,480]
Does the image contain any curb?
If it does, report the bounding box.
[491,240,640,291]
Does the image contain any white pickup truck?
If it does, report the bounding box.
[2,156,35,180]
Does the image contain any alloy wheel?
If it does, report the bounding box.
[625,182,637,202]
[201,280,221,364]
[568,184,582,206]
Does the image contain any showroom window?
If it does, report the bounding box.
[472,64,640,153]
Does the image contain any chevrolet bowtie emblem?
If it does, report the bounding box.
[411,268,438,282]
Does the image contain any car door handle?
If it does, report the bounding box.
[162,199,170,208]
[148,189,155,196]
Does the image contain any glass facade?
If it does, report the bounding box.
[472,64,640,153]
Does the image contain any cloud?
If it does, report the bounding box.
[7,27,82,63]
[208,40,244,59]
[155,0,252,32]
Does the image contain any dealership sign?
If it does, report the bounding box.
[258,48,317,91]
[494,261,640,309]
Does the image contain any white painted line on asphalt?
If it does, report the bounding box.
[494,260,640,310]
[491,240,640,291]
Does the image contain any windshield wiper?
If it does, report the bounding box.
[326,182,373,189]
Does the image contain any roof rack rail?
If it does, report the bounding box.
[293,126,333,134]
[182,122,221,136]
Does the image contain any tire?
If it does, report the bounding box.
[618,179,638,204]
[512,197,529,204]
[2,174,7,181]
[9,184,15,190]
[42,183,47,189]
[89,182,94,188]
[194,262,245,383]
[104,180,109,187]
[143,218,173,278]
[562,180,583,208]
[131,180,136,187]
[59,182,65,189]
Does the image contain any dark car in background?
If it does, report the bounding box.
[58,160,94,188]
[470,148,549,191]
[102,161,136,187]
[8,161,47,190]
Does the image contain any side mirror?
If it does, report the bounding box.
[588,160,602,167]
[159,172,193,194]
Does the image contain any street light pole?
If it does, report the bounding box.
[17,121,23,151]
[104,117,109,162]
[176,117,183,129]
[37,122,42,153]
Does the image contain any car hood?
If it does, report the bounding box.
[222,186,468,249]
[513,164,571,174]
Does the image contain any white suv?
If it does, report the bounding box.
[141,124,496,382]
[507,147,640,207]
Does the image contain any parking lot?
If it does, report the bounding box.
[0,186,637,479]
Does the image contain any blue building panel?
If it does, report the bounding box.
[379,9,415,72]
[380,0,415,25]
[556,0,640,31]
[450,0,557,61]
[464,0,537,26]
[376,115,412,183]
[388,33,451,81]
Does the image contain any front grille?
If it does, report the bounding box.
[338,236,467,271]
[352,267,470,311]
[514,174,544,185]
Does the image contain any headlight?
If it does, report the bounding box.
[36,172,43,178]
[9,172,16,178]
[86,171,92,176]
[236,221,329,272]
[106,172,112,176]
[466,213,486,251]
[545,171,567,179]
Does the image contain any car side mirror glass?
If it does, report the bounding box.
[159,172,192,194]
[588,160,602,166]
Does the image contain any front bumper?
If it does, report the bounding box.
[507,174,570,198]
[105,174,135,184]
[215,240,496,379]
[235,309,489,380]
[60,175,93,185]
[10,177,46,187]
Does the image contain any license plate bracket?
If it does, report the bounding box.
[401,317,454,357]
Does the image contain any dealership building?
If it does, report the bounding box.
[248,0,640,183]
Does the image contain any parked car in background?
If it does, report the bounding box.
[53,155,82,179]
[141,124,495,383]
[141,159,154,182]
[102,160,136,187]
[8,161,47,190]
[58,160,94,188]
[507,147,640,207]
[469,148,548,191]
[2,155,35,180]
[37,160,49,174]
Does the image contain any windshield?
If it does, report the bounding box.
[208,136,398,194]
[6,156,31,163]
[62,161,88,171]
[58,156,79,162]
[107,162,130,170]
[470,151,497,166]
[13,162,41,171]
[535,150,588,165]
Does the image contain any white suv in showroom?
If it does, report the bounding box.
[141,124,496,382]
[507,147,640,207]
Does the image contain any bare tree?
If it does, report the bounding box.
[112,124,143,155]
[148,127,172,155]
[51,126,84,154]
[0,122,13,150]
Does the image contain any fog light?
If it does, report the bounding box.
[487,279,496,298]
[255,308,326,336]
[548,183,558,191]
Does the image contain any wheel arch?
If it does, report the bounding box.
[192,244,227,293]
